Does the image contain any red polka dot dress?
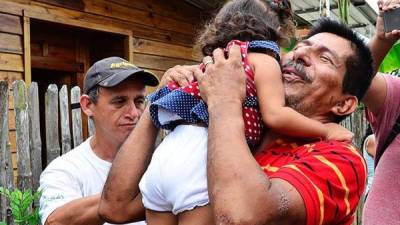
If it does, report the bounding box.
[149,40,280,147]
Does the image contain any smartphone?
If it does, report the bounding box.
[383,7,400,33]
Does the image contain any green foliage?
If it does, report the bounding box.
[338,0,350,24]
[0,187,42,225]
[379,41,400,75]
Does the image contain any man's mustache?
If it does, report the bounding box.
[282,60,312,83]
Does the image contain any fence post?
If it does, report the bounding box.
[88,118,95,137]
[45,84,60,165]
[59,85,71,154]
[0,81,13,222]
[12,80,32,191]
[71,86,83,147]
[28,82,42,193]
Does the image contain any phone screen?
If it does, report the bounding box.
[383,7,400,33]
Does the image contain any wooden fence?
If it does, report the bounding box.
[0,80,95,222]
[0,80,368,224]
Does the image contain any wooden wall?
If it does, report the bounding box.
[0,0,207,175]
[0,9,25,179]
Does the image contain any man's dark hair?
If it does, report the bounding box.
[308,18,374,122]
[87,85,101,104]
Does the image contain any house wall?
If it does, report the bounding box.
[0,9,25,178]
[0,0,206,173]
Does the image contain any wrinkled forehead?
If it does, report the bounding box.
[306,32,354,60]
[100,78,146,97]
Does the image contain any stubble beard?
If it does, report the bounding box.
[285,90,315,118]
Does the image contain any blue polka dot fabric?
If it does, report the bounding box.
[148,40,280,148]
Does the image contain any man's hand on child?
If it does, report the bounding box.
[160,65,199,87]
[324,123,354,142]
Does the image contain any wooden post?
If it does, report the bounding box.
[88,117,95,137]
[59,85,71,154]
[125,34,134,62]
[12,80,32,190]
[0,81,13,221]
[71,86,83,147]
[45,84,60,165]
[28,82,42,192]
[23,16,31,85]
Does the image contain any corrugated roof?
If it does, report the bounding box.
[184,0,378,38]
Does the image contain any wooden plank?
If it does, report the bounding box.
[0,33,23,54]
[71,86,83,147]
[109,0,205,23]
[31,56,84,72]
[28,82,42,192]
[132,53,198,71]
[131,25,194,47]
[8,130,16,154]
[0,1,23,16]
[8,110,15,130]
[31,30,77,61]
[0,0,195,46]
[8,93,14,110]
[0,81,14,221]
[88,118,95,137]
[0,13,22,35]
[59,85,71,154]
[12,80,32,190]
[143,69,165,94]
[0,53,24,72]
[145,69,165,80]
[75,40,89,139]
[125,35,134,63]
[35,0,84,11]
[0,72,22,86]
[132,38,201,61]
[83,0,197,36]
[23,16,31,84]
[45,84,60,165]
[22,1,131,35]
[17,1,195,46]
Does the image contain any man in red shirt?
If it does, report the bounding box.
[99,19,372,225]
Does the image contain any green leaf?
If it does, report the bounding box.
[379,41,400,73]
[0,221,7,225]
[33,190,42,200]
[21,193,33,212]
[16,189,23,200]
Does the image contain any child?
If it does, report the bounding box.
[140,0,353,224]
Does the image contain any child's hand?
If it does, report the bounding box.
[324,123,354,142]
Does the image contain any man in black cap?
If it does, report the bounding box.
[39,57,159,225]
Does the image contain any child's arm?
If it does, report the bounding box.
[249,53,352,140]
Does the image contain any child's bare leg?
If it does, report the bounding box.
[178,205,214,225]
[146,209,178,225]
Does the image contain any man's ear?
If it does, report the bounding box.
[80,95,94,117]
[331,95,358,116]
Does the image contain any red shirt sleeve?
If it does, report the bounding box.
[269,141,367,225]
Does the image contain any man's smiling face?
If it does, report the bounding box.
[281,32,353,120]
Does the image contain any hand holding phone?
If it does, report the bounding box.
[383,7,400,33]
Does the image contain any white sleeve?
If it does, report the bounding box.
[38,158,82,225]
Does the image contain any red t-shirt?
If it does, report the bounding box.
[255,140,366,225]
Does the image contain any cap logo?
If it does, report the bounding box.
[110,61,137,69]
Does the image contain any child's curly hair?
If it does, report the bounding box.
[196,0,295,56]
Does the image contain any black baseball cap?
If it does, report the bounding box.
[83,56,159,94]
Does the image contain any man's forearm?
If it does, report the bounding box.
[368,35,396,75]
[45,195,103,225]
[207,101,274,224]
[99,108,158,223]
